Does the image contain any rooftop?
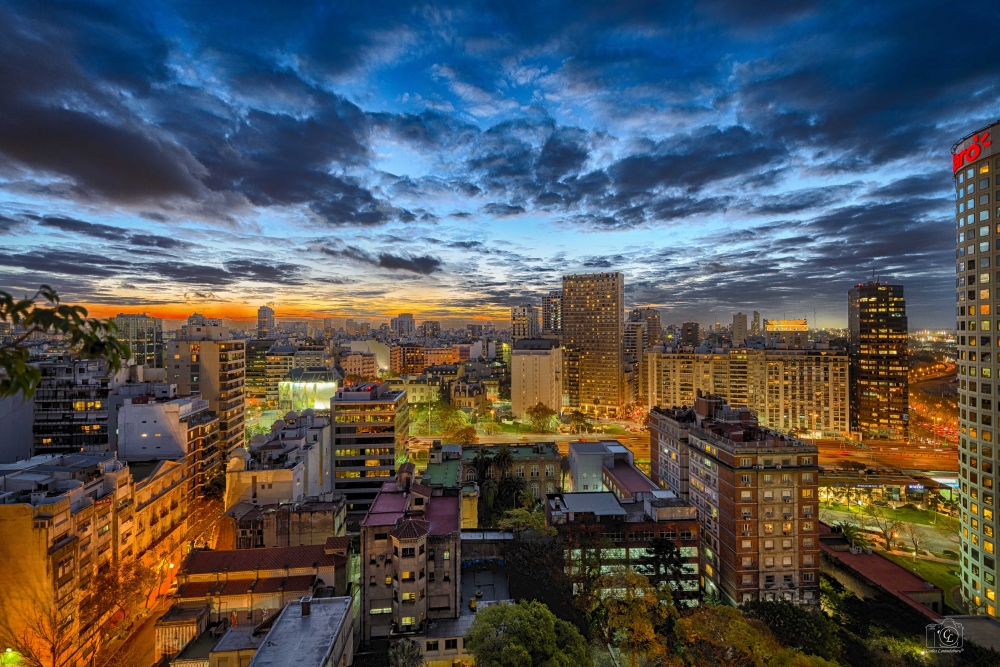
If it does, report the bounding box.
[183,544,344,575]
[603,459,657,495]
[512,338,559,351]
[421,459,462,488]
[553,492,627,517]
[248,597,353,667]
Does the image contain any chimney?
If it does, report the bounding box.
[300,596,312,616]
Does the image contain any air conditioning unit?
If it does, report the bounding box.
[775,464,782,469]
[755,465,764,470]
[849,546,861,554]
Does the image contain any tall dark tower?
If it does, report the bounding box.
[848,281,908,441]
[952,121,1000,618]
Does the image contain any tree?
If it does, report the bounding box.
[496,506,555,536]
[899,522,923,559]
[493,443,515,478]
[636,537,685,584]
[465,600,591,667]
[524,402,557,433]
[833,520,869,549]
[674,605,780,667]
[559,455,571,491]
[388,638,424,667]
[0,593,77,667]
[740,600,843,662]
[862,503,900,550]
[569,410,592,434]
[480,477,498,509]
[498,475,526,510]
[82,558,159,641]
[595,567,676,667]
[0,286,130,399]
[449,425,479,445]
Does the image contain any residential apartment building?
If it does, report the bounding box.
[391,313,416,338]
[644,345,849,437]
[360,464,462,642]
[343,351,379,379]
[114,313,164,368]
[265,346,298,404]
[652,393,820,607]
[763,319,809,349]
[849,281,909,440]
[331,383,408,523]
[562,272,625,418]
[245,339,276,401]
[247,596,354,667]
[0,454,185,667]
[390,343,426,375]
[166,323,246,458]
[511,338,562,418]
[630,307,661,347]
[732,313,748,347]
[33,356,124,455]
[510,304,540,343]
[117,395,221,499]
[542,290,563,336]
[624,320,647,403]
[257,306,275,339]
[681,322,700,347]
[387,375,439,406]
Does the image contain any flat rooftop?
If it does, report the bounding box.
[554,492,627,517]
[248,597,352,667]
[603,460,656,495]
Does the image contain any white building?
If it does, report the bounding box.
[510,304,540,343]
[118,396,212,461]
[733,312,748,347]
[511,338,562,418]
[390,313,416,338]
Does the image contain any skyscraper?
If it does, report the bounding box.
[390,313,415,337]
[257,305,275,339]
[952,121,999,618]
[510,304,540,342]
[542,290,563,335]
[114,312,164,367]
[732,312,748,347]
[848,281,908,441]
[562,272,625,417]
[630,307,662,347]
[751,311,761,337]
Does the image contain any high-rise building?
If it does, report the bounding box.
[542,290,563,335]
[952,122,1000,618]
[511,338,562,418]
[510,304,540,343]
[331,382,408,524]
[751,311,761,337]
[732,313,748,347]
[421,320,441,338]
[848,282,908,441]
[323,317,334,338]
[114,313,164,367]
[245,339,276,401]
[680,322,700,347]
[624,320,647,403]
[167,322,245,458]
[257,305,275,339]
[649,393,820,607]
[631,307,662,347]
[390,313,416,338]
[562,272,625,418]
[265,345,298,404]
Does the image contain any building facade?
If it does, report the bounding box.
[541,290,563,336]
[511,338,562,418]
[848,281,909,440]
[562,272,625,418]
[630,307,661,347]
[33,356,122,455]
[331,383,408,522]
[732,313,748,347]
[343,352,379,380]
[257,306,275,339]
[680,322,700,347]
[652,394,820,607]
[952,122,1000,618]
[166,324,246,458]
[245,339,276,402]
[115,313,164,368]
[510,304,540,343]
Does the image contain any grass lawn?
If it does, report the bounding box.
[599,424,628,435]
[880,551,962,596]
[821,501,958,531]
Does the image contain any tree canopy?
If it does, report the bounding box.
[1,286,130,399]
[465,600,591,667]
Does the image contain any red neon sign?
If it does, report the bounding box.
[954,132,991,172]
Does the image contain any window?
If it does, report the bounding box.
[764,539,774,549]
[742,539,752,549]
[741,491,752,500]
[402,547,415,558]
[530,465,539,477]
[743,574,753,585]
[764,557,774,567]
[764,523,774,534]
[445,639,458,650]
[401,571,415,582]
[401,592,416,601]
[401,616,415,626]
[740,458,752,467]
[426,641,439,651]
[516,466,525,477]
[742,557,753,567]
[741,474,751,484]
[443,550,450,560]
[803,573,815,582]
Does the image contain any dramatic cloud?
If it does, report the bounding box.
[0,0,991,326]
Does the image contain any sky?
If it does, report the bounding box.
[0,1,997,329]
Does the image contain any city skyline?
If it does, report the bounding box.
[1,2,997,328]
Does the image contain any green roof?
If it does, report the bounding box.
[459,444,560,460]
[422,459,461,487]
